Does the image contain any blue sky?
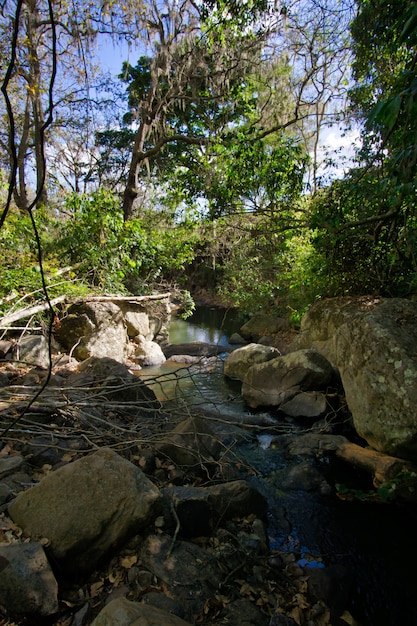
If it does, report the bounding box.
[98,39,144,76]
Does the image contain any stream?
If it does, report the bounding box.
[143,306,417,626]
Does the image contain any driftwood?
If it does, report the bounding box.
[335,441,416,486]
[0,295,67,327]
[83,293,170,302]
[0,293,171,329]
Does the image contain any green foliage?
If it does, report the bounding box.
[57,189,127,292]
[55,189,199,294]
[309,170,417,297]
[0,205,89,314]
[177,290,196,320]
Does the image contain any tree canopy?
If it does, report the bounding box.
[1,0,415,322]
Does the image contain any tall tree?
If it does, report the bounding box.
[310,0,417,297]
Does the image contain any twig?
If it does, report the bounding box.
[167,501,181,558]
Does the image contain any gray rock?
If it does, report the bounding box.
[295,297,417,460]
[91,597,193,626]
[307,564,352,617]
[0,542,58,616]
[286,434,349,457]
[161,485,212,537]
[279,391,327,418]
[0,339,13,358]
[228,332,247,345]
[124,310,151,339]
[55,301,128,362]
[163,342,227,358]
[207,479,268,522]
[77,356,160,409]
[269,613,298,625]
[139,534,222,620]
[8,448,161,575]
[134,340,166,366]
[0,455,23,479]
[16,336,50,367]
[223,598,269,626]
[0,482,13,505]
[280,462,329,493]
[242,349,334,409]
[156,416,222,468]
[224,343,280,382]
[240,313,290,342]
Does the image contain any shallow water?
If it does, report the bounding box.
[144,306,417,626]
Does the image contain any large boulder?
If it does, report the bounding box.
[241,349,334,409]
[55,301,128,362]
[223,343,280,381]
[294,297,417,460]
[8,448,161,576]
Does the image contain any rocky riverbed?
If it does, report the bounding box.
[0,354,363,626]
[2,295,417,625]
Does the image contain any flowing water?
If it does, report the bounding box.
[142,306,417,626]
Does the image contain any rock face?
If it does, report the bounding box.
[8,448,161,575]
[241,349,334,409]
[55,296,171,363]
[56,301,128,362]
[223,343,280,381]
[295,297,417,460]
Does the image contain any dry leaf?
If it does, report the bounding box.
[108,570,124,585]
[293,592,310,610]
[289,606,303,625]
[120,555,138,569]
[316,608,331,626]
[240,582,255,597]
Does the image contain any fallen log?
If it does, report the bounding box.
[82,293,171,302]
[0,295,66,327]
[335,441,416,487]
[0,293,171,328]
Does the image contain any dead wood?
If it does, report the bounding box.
[335,441,416,486]
[0,295,66,327]
[82,293,170,302]
[0,292,171,329]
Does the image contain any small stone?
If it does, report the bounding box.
[0,542,58,616]
[0,455,24,479]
